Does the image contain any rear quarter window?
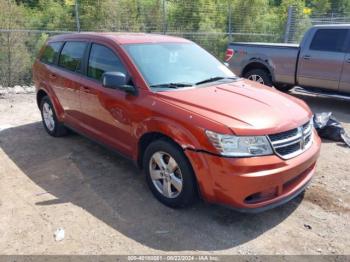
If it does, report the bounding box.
[40,42,63,64]
[58,41,88,73]
[310,29,348,52]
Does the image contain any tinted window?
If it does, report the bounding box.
[310,29,348,52]
[88,44,127,81]
[58,42,87,73]
[40,42,63,64]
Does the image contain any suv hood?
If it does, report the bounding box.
[156,79,312,136]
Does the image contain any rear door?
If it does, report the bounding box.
[37,41,64,102]
[78,43,135,156]
[297,28,348,91]
[56,41,88,123]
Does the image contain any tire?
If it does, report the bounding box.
[274,84,294,92]
[244,69,273,87]
[40,96,68,137]
[143,139,197,208]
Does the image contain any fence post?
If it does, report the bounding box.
[284,6,293,43]
[228,1,232,42]
[75,0,81,32]
[162,0,167,34]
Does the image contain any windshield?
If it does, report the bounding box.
[124,43,236,89]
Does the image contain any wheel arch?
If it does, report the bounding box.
[36,89,48,109]
[36,86,65,121]
[138,131,202,201]
[135,115,208,167]
[242,60,275,83]
[137,132,176,168]
[137,131,196,170]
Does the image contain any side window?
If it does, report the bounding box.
[58,41,87,73]
[88,44,127,81]
[40,42,63,64]
[310,29,348,52]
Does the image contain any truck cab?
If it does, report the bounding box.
[297,25,350,94]
[226,24,350,95]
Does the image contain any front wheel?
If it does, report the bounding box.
[244,69,273,87]
[143,139,197,208]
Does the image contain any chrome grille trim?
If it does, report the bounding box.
[268,120,313,160]
[272,133,303,148]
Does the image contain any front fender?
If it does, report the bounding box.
[135,116,203,151]
[135,116,217,201]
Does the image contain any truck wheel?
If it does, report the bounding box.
[143,139,197,208]
[274,84,294,92]
[40,96,68,137]
[244,69,273,87]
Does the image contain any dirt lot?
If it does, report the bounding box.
[0,92,349,255]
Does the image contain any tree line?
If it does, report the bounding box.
[1,0,350,87]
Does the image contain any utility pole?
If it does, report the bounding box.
[162,0,167,34]
[75,0,81,32]
[284,6,293,43]
[228,1,232,42]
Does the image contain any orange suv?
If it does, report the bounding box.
[33,33,321,212]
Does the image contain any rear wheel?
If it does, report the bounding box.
[143,139,197,208]
[40,96,68,137]
[244,69,273,87]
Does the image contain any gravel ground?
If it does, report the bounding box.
[0,92,349,255]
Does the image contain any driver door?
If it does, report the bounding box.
[79,43,135,156]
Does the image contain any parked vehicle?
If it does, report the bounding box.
[33,33,321,212]
[226,25,350,95]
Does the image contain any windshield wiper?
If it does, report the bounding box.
[195,76,236,85]
[150,82,193,89]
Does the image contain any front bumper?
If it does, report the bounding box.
[185,130,321,212]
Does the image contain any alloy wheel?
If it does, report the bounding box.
[42,102,55,132]
[149,151,183,198]
[248,74,265,84]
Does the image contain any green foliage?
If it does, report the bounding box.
[277,0,312,42]
[232,0,282,42]
[308,0,331,13]
[15,0,39,8]
[26,0,75,30]
[331,0,350,14]
[1,0,350,86]
[168,0,202,32]
[0,0,31,86]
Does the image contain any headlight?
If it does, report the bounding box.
[205,130,273,157]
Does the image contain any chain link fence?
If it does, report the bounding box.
[1,1,350,87]
[285,8,350,43]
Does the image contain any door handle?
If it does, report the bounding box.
[49,73,57,79]
[303,55,311,60]
[80,86,91,94]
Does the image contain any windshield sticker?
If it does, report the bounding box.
[169,52,179,63]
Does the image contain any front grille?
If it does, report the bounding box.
[268,120,313,159]
[275,142,300,156]
[269,129,298,142]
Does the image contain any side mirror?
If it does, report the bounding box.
[102,72,137,95]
